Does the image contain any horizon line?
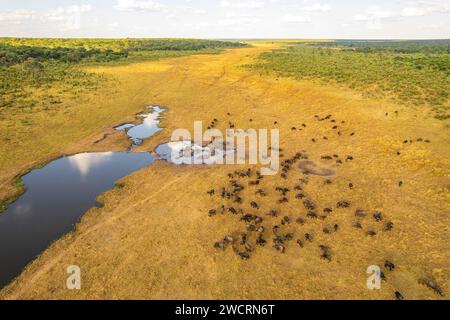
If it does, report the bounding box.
[1,36,449,41]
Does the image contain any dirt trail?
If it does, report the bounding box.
[1,44,449,300]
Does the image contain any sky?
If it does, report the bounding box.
[0,0,449,39]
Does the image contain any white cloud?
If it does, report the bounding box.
[354,14,368,21]
[1,0,449,38]
[218,16,261,26]
[0,5,92,29]
[220,0,265,9]
[114,0,165,12]
[353,7,398,30]
[281,14,311,23]
[42,5,92,30]
[44,5,92,22]
[108,21,119,30]
[354,8,399,22]
[399,2,450,17]
[303,4,331,12]
[217,12,262,26]
[405,1,450,14]
[0,10,37,22]
[193,9,207,15]
[279,2,330,24]
[184,21,210,29]
[369,9,397,19]
[355,1,450,22]
[401,7,427,17]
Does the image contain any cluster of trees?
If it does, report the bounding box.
[0,62,98,109]
[250,42,450,120]
[0,45,128,67]
[398,55,450,75]
[0,38,247,50]
[126,39,247,51]
[0,38,246,111]
[312,40,450,54]
[0,38,246,67]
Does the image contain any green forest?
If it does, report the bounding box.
[0,38,246,111]
[250,40,450,119]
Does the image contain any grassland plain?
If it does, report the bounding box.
[248,40,450,120]
[0,42,449,300]
[0,39,245,210]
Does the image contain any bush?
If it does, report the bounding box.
[0,38,247,111]
[249,41,450,119]
[22,59,44,72]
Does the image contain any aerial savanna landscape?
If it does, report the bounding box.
[0,0,449,303]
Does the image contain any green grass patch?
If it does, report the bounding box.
[0,178,25,213]
[0,38,247,113]
[248,40,450,119]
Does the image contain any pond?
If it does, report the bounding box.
[0,105,165,289]
[0,105,238,289]
[0,152,154,289]
[115,106,165,146]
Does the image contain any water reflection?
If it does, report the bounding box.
[116,106,165,146]
[1,105,169,289]
[68,152,114,177]
[0,152,154,289]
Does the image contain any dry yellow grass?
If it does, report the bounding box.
[0,43,449,300]
[0,60,171,203]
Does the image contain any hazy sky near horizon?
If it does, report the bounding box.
[0,0,449,39]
